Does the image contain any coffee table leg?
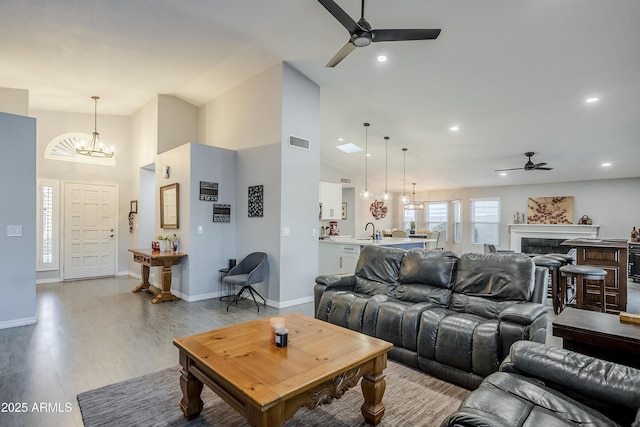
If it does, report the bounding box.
[179,354,204,420]
[360,356,386,426]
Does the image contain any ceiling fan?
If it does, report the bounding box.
[495,152,554,172]
[318,0,441,67]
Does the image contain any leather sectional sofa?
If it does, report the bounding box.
[314,245,548,389]
[442,340,640,426]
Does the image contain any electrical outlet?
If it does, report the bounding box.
[7,225,22,237]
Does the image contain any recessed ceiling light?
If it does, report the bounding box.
[499,172,507,176]
[449,125,460,131]
[377,55,387,62]
[336,143,362,153]
[337,137,344,141]
[586,97,599,103]
[601,162,612,167]
[366,153,372,157]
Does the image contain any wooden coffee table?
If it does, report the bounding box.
[552,307,640,368]
[173,312,393,426]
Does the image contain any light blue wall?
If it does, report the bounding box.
[0,112,37,328]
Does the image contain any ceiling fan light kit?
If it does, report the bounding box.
[318,0,441,67]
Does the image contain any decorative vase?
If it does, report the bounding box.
[172,241,178,252]
[160,239,167,252]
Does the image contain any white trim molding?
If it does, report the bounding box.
[509,223,599,252]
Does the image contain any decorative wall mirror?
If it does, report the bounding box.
[160,183,179,229]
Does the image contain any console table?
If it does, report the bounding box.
[561,239,628,314]
[129,249,187,304]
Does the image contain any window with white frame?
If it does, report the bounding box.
[37,180,60,271]
[452,200,461,243]
[404,209,416,232]
[471,198,500,245]
[426,202,447,240]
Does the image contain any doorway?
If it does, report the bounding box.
[63,182,117,279]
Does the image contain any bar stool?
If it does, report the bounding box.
[532,256,563,314]
[559,265,608,312]
[546,253,575,265]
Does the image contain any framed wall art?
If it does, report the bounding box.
[248,185,264,217]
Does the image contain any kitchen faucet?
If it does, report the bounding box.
[365,222,375,240]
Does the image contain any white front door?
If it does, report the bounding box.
[64,183,117,279]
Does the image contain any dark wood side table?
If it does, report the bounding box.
[552,307,640,369]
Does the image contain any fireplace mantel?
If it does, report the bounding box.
[509,224,600,252]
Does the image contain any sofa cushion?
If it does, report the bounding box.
[442,371,619,426]
[354,245,405,295]
[394,249,458,303]
[453,253,535,302]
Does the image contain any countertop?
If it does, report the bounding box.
[561,239,630,249]
[318,237,434,246]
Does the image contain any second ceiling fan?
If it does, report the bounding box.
[495,152,554,172]
[318,0,441,67]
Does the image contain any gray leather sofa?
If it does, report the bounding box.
[314,245,548,389]
[442,340,640,426]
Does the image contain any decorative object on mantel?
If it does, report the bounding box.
[75,96,115,158]
[248,185,264,217]
[578,215,593,225]
[370,199,387,219]
[513,211,525,224]
[527,196,573,224]
[632,226,638,242]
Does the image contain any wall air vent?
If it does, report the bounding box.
[340,178,351,184]
[289,135,310,151]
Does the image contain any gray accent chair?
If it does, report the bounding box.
[225,252,268,312]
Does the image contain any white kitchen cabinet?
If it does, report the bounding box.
[319,181,342,220]
[318,243,360,275]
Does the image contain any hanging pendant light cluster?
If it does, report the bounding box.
[381,136,392,201]
[359,122,371,200]
[404,182,425,210]
[75,96,115,158]
[400,148,410,204]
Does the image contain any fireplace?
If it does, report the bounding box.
[520,238,571,255]
[509,224,599,253]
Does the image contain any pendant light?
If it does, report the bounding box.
[405,183,425,210]
[381,136,392,201]
[359,122,371,200]
[75,96,115,158]
[400,148,410,204]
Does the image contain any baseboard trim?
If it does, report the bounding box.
[0,315,38,330]
[267,296,314,309]
[36,277,62,285]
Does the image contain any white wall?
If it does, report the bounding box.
[0,112,37,328]
[157,95,199,154]
[0,88,29,115]
[279,63,320,304]
[412,177,640,254]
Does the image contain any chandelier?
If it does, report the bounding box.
[404,182,424,210]
[75,96,115,158]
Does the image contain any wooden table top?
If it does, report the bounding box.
[553,307,640,343]
[128,248,187,259]
[173,312,393,408]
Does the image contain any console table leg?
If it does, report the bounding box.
[132,264,151,293]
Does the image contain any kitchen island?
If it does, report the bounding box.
[318,237,434,275]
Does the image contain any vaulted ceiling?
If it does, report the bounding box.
[1,0,638,192]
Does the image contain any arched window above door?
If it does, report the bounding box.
[44,132,116,166]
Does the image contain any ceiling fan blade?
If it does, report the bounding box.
[318,0,359,34]
[326,42,356,67]
[535,167,553,170]
[371,28,441,42]
[494,167,524,172]
[532,162,547,168]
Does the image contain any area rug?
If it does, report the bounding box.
[77,360,469,426]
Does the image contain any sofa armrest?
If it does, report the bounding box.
[498,302,546,325]
[500,341,640,412]
[315,274,356,291]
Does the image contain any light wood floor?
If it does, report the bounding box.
[0,276,637,427]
